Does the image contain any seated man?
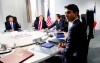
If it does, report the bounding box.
[48,14,63,33]
[33,15,48,30]
[5,15,21,32]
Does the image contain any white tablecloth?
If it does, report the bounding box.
[0,31,47,48]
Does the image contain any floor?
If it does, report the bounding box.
[88,30,100,63]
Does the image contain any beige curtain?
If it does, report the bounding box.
[26,0,32,23]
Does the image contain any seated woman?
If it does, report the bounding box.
[33,15,48,30]
[5,15,21,32]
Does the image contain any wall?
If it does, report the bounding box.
[96,0,100,30]
[55,0,67,15]
[50,0,55,22]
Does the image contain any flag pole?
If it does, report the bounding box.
[93,0,96,33]
[48,0,50,10]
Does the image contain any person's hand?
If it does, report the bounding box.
[10,29,14,32]
[56,30,61,33]
[63,32,68,38]
[58,42,66,48]
[18,23,21,27]
[44,28,49,32]
[32,23,34,27]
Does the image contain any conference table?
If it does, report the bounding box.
[0,30,47,47]
[0,30,63,63]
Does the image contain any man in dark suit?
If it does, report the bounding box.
[59,4,88,63]
[48,14,63,33]
[34,15,48,30]
[5,15,21,32]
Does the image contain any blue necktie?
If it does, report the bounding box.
[11,22,14,29]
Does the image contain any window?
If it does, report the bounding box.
[30,0,37,22]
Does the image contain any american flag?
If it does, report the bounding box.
[46,9,52,26]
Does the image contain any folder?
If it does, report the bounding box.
[0,48,33,63]
[40,43,54,48]
[56,33,65,38]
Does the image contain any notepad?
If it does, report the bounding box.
[40,43,54,48]
[56,33,65,38]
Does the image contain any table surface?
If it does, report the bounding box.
[0,31,47,48]
[23,44,60,63]
[0,30,63,63]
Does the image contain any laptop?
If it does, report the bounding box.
[48,38,65,44]
[0,48,33,63]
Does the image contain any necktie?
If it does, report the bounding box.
[11,22,14,29]
[38,21,42,30]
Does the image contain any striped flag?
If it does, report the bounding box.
[46,9,52,26]
[94,2,97,28]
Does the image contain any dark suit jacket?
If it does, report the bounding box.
[65,19,87,63]
[5,21,21,31]
[49,19,63,30]
[34,20,48,30]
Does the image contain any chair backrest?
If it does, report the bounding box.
[13,16,17,23]
[61,15,68,32]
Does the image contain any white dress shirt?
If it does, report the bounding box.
[68,18,78,30]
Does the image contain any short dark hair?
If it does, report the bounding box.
[56,14,61,19]
[6,15,14,21]
[65,4,79,14]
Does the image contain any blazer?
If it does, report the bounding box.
[49,19,63,30]
[5,21,21,31]
[64,19,88,63]
[34,20,48,30]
